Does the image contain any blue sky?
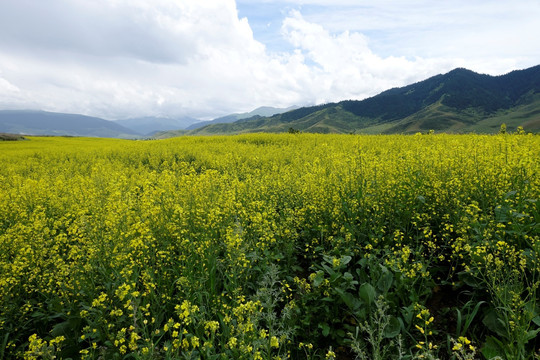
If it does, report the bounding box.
[0,0,538,120]
[237,2,292,53]
[237,0,539,61]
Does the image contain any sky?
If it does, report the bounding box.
[0,0,538,120]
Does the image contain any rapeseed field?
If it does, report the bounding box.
[0,134,538,359]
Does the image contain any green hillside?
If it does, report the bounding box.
[183,65,540,136]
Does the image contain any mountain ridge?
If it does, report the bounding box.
[186,105,299,130]
[0,110,141,138]
[2,65,539,138]
[0,106,301,138]
[115,116,198,135]
[187,65,540,135]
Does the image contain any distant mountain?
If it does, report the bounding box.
[0,110,140,138]
[186,106,298,130]
[0,133,26,141]
[189,65,540,135]
[115,116,198,135]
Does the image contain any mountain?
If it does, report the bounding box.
[189,65,540,135]
[0,133,26,141]
[115,116,198,135]
[0,110,141,138]
[186,105,298,130]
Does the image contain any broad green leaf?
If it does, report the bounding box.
[481,336,505,360]
[320,323,330,337]
[359,283,376,306]
[384,316,401,338]
[377,271,393,293]
[313,271,325,287]
[343,272,354,281]
[482,310,508,339]
[525,328,540,342]
[335,288,360,311]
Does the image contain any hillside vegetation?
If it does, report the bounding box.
[186,65,540,136]
[1,134,538,359]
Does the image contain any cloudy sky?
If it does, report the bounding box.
[0,0,538,120]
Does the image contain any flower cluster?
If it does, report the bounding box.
[0,133,538,359]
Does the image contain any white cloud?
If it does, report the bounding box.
[0,0,282,118]
[0,0,537,120]
[274,1,540,71]
[0,76,23,106]
[279,10,457,103]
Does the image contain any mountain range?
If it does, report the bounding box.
[187,65,540,135]
[1,65,539,138]
[185,106,299,130]
[0,106,298,138]
[0,110,140,138]
[115,116,198,135]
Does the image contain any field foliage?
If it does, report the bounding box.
[0,134,539,359]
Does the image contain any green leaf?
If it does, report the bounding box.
[458,271,483,289]
[384,316,401,338]
[341,255,352,266]
[455,308,463,336]
[322,264,335,277]
[376,271,393,293]
[482,310,508,339]
[335,288,360,311]
[51,320,71,338]
[320,323,330,337]
[532,315,540,327]
[494,205,509,222]
[312,271,325,287]
[359,283,376,306]
[323,255,335,265]
[51,317,80,338]
[481,336,505,360]
[1,332,9,359]
[401,305,414,326]
[525,328,540,342]
[462,300,485,335]
[357,258,367,267]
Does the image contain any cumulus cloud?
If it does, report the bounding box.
[0,0,536,119]
[279,10,457,103]
[0,76,23,107]
[0,0,279,118]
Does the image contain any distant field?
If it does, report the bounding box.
[1,134,538,359]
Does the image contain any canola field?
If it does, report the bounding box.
[0,134,538,360]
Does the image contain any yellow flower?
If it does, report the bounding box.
[270,336,279,348]
[326,349,336,359]
[228,337,237,349]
